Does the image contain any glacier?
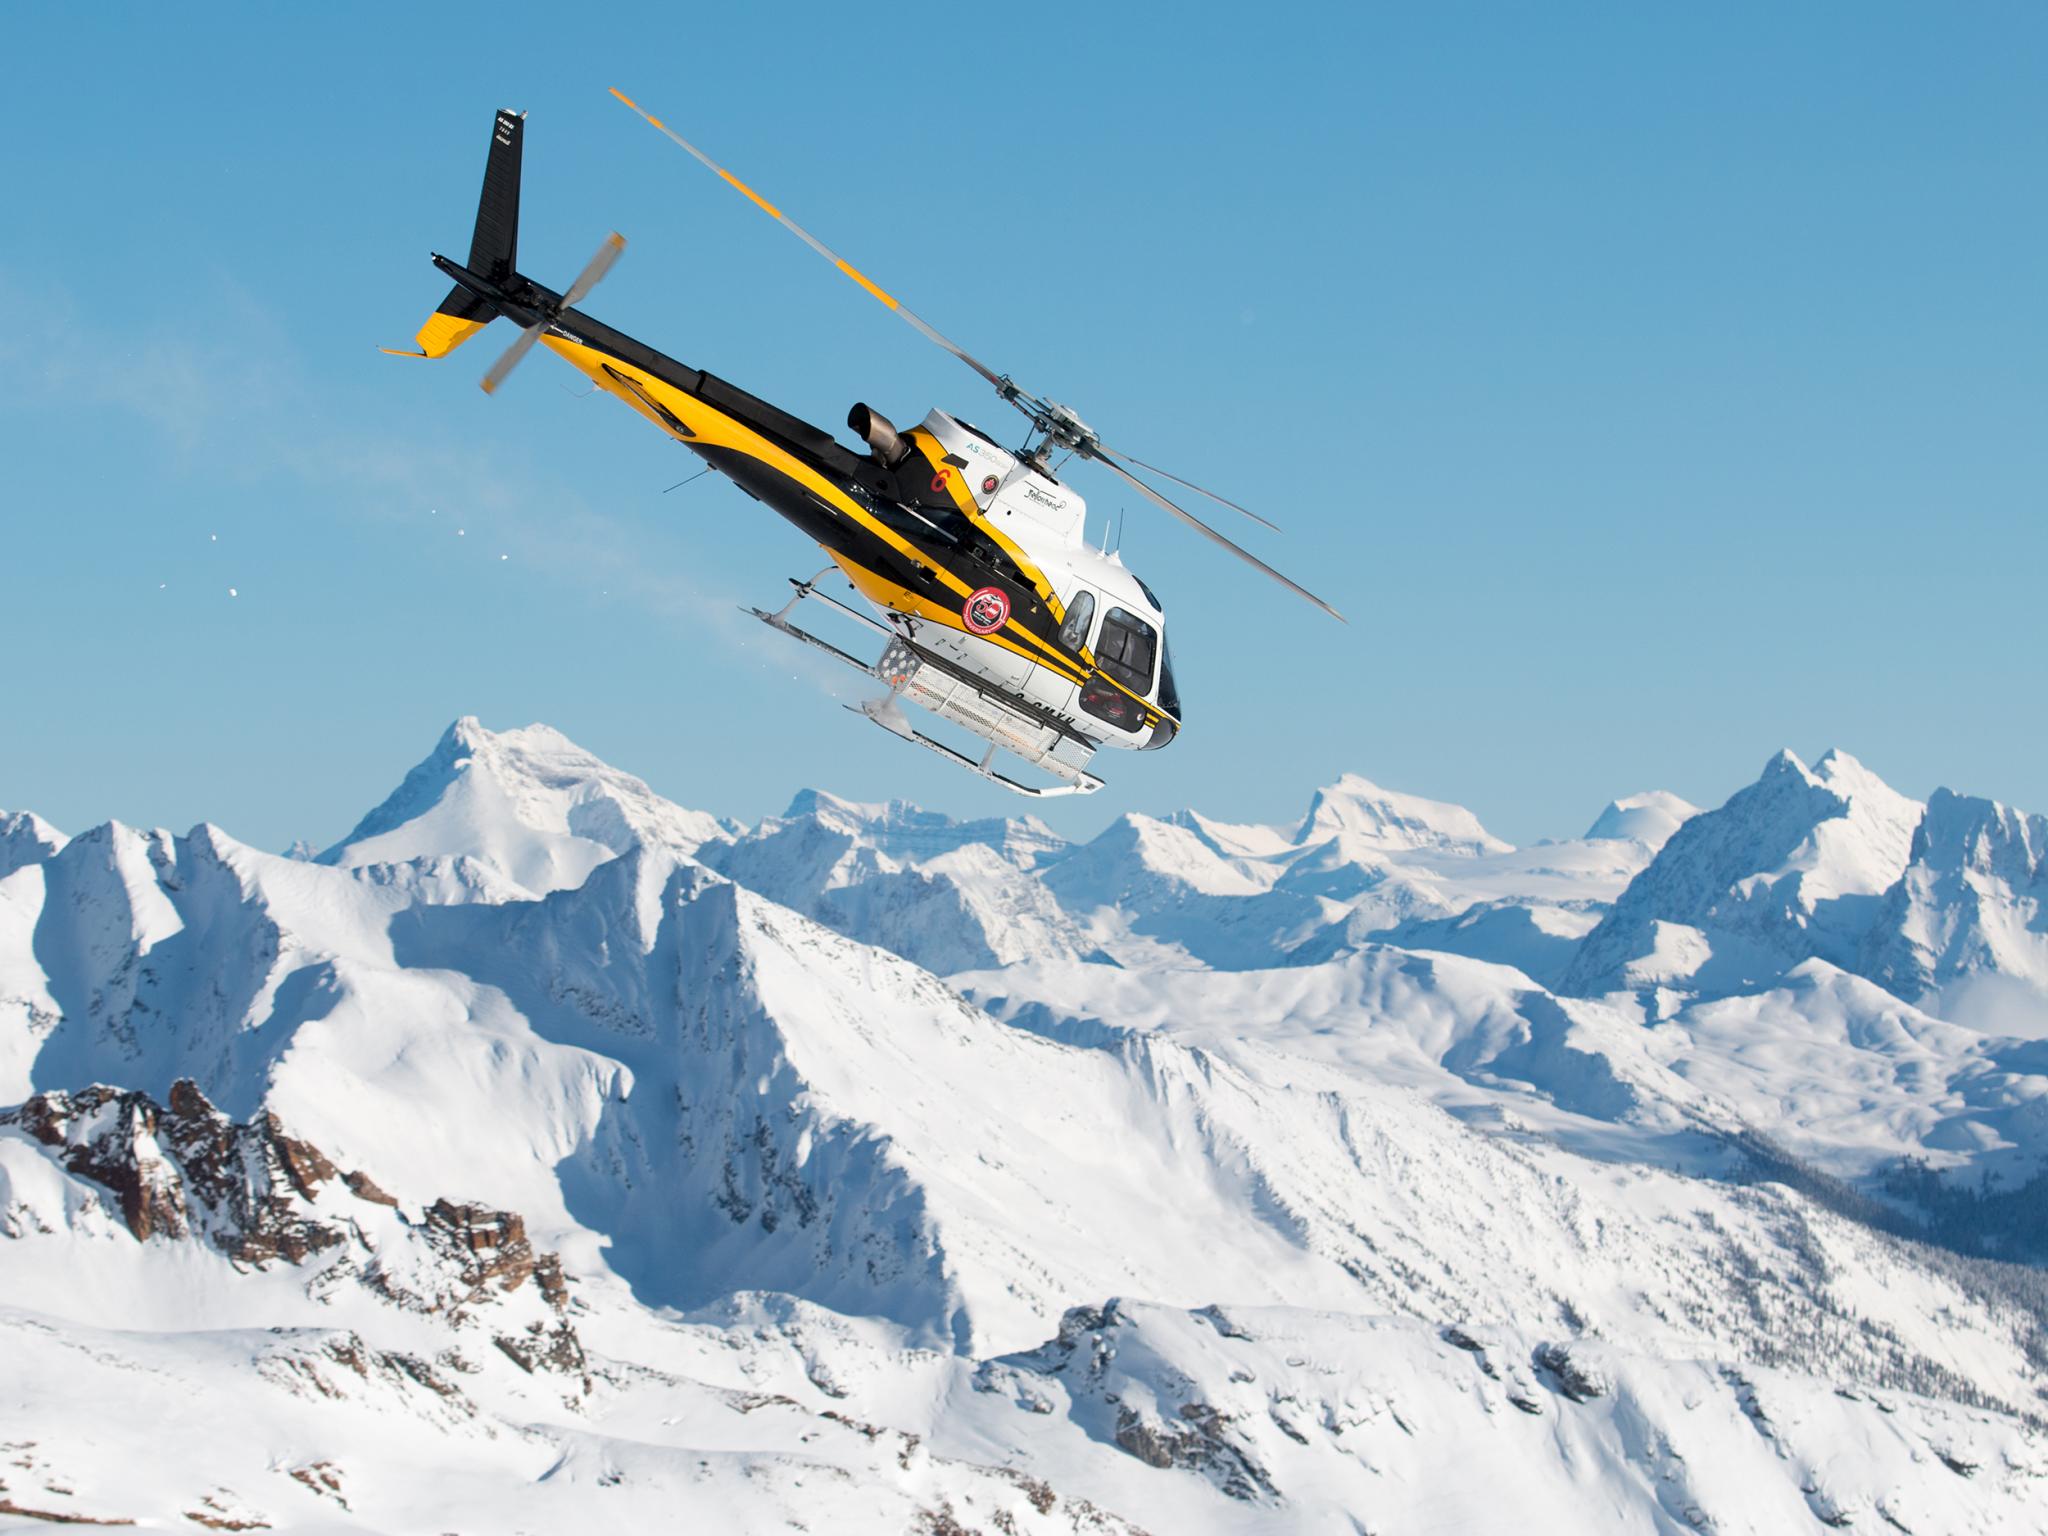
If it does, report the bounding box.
[2,719,2045,1532]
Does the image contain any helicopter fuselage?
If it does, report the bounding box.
[428,252,1180,789]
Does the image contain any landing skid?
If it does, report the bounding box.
[749,571,1105,799]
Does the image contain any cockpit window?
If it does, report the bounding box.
[1134,575,1164,612]
[1059,590,1096,652]
[1157,635,1181,719]
[1096,607,1158,695]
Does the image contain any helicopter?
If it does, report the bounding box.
[386,96,1342,797]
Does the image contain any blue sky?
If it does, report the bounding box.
[3,3,2043,850]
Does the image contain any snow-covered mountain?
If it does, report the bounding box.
[4,719,2046,1532]
[1562,749,1926,1006]
[699,789,1088,975]
[1290,771,1515,856]
[320,715,736,895]
[1586,788,1701,846]
[1862,788,2048,1033]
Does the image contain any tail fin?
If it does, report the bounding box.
[383,109,525,360]
[467,109,523,283]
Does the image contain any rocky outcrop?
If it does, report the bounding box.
[1,1080,585,1381]
[1112,1402,1277,1502]
[423,1200,558,1298]
[1,1080,352,1261]
[1001,1303,1279,1503]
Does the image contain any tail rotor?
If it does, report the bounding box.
[478,231,626,396]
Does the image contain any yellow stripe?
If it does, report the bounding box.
[830,553,970,629]
[836,260,898,309]
[829,552,1081,679]
[720,169,781,219]
[542,337,977,604]
[609,87,640,110]
[535,338,1094,688]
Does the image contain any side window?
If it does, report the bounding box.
[1096,607,1158,695]
[1059,590,1096,652]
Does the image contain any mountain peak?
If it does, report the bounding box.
[1564,746,1923,998]
[1759,746,1819,785]
[1860,786,2048,1019]
[1583,792,1700,848]
[318,717,735,896]
[1294,773,1511,857]
[781,786,889,823]
[0,810,68,879]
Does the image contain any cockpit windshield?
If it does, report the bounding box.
[1097,607,1157,695]
[1157,635,1180,719]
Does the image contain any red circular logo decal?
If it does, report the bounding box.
[963,586,1010,634]
[981,474,999,495]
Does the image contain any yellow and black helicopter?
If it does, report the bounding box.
[388,96,1341,796]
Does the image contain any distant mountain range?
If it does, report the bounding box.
[2,719,2044,1531]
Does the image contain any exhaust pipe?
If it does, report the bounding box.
[848,402,910,467]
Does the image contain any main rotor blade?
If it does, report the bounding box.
[1090,453,1345,622]
[1095,446,1281,533]
[560,230,626,310]
[479,320,546,396]
[610,88,1007,390]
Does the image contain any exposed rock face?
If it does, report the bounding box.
[1001,1303,1279,1503]
[421,1199,572,1315]
[0,1081,583,1379]
[1534,1340,1611,1403]
[1,1080,349,1260]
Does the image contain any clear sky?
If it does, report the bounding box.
[3,3,2043,851]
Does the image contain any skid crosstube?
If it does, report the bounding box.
[747,574,1105,799]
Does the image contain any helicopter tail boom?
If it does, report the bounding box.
[381,109,526,360]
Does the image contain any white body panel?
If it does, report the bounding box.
[920,410,1087,544]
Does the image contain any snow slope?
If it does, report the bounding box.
[4,718,2048,1532]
